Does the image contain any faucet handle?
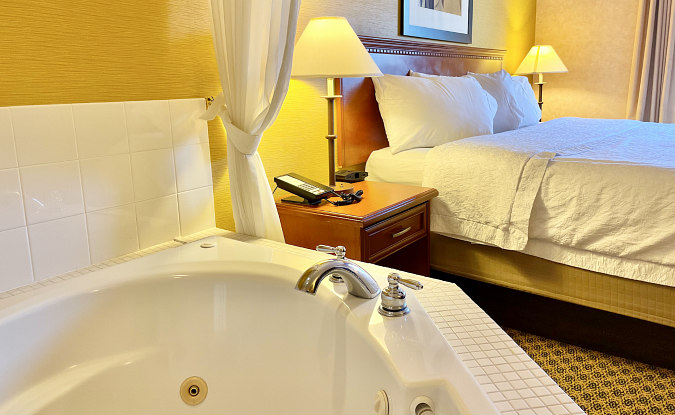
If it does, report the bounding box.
[316,245,346,259]
[315,245,348,283]
[387,273,423,290]
[378,272,423,317]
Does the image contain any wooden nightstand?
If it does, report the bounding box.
[275,181,438,276]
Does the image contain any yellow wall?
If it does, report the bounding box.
[1,0,536,232]
[534,0,639,120]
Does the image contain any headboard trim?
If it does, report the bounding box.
[359,35,505,60]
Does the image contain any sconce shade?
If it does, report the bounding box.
[291,17,382,78]
[516,45,568,75]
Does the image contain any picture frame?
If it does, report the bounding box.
[401,0,473,43]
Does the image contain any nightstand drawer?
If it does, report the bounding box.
[365,204,427,262]
[277,181,437,274]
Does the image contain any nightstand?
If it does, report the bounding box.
[275,181,438,276]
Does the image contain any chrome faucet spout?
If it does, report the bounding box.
[296,248,380,299]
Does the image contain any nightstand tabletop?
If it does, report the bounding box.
[275,180,438,227]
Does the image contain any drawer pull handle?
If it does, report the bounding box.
[391,227,412,238]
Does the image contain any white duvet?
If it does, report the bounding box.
[422,117,675,286]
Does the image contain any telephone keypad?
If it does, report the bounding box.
[299,183,325,195]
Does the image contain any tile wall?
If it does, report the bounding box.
[0,98,216,292]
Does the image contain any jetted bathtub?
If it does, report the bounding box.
[0,236,498,414]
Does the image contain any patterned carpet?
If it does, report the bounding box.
[506,328,675,415]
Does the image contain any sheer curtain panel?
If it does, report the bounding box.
[627,0,675,123]
[202,0,301,242]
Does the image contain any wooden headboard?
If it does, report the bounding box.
[336,36,505,168]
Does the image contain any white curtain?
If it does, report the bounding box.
[202,0,301,242]
[627,0,675,123]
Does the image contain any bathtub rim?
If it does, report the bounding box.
[0,234,500,415]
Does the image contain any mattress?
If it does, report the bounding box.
[366,118,675,287]
[365,147,429,186]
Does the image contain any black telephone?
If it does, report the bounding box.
[274,173,333,204]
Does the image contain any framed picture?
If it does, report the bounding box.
[401,0,473,43]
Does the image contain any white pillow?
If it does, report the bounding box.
[464,70,525,133]
[372,74,497,154]
[511,75,542,127]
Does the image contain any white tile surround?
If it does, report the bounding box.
[0,229,585,415]
[0,99,215,292]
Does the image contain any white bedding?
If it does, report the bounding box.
[367,118,675,286]
[365,147,429,185]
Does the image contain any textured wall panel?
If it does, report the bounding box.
[535,0,640,120]
[0,1,217,105]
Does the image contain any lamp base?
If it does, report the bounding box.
[331,182,354,194]
[535,81,544,110]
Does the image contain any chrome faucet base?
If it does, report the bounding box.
[378,305,410,317]
[295,245,380,299]
[329,275,344,283]
[378,273,423,318]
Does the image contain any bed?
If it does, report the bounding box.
[335,36,675,365]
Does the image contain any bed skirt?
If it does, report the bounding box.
[430,233,675,327]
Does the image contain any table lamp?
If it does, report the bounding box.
[515,45,568,114]
[291,16,382,188]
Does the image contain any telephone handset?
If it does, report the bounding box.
[274,173,333,204]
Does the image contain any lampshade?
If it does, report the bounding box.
[515,45,568,75]
[291,17,382,78]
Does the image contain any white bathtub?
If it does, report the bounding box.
[0,236,498,414]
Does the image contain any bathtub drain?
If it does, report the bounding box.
[180,376,208,406]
